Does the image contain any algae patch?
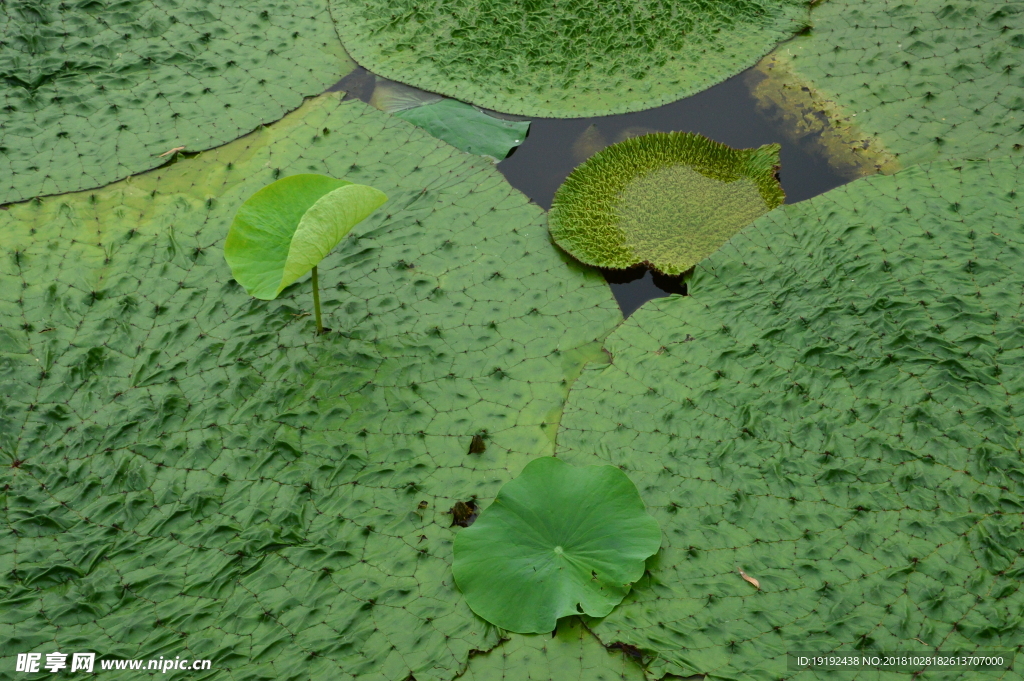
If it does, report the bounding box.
[746,52,900,179]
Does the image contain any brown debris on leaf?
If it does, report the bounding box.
[607,641,644,661]
[450,500,478,527]
[468,432,486,454]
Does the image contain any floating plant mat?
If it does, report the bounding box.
[750,0,1024,173]
[0,0,353,205]
[368,77,530,161]
[549,132,784,276]
[0,93,621,679]
[329,0,811,117]
[556,157,1024,679]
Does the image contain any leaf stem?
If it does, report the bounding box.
[311,265,323,335]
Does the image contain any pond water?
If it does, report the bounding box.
[330,67,851,317]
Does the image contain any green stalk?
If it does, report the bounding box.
[311,265,323,335]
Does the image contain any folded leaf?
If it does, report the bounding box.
[224,174,387,300]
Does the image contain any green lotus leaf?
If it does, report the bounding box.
[458,617,646,680]
[329,0,810,117]
[453,457,661,634]
[0,0,353,205]
[224,174,388,300]
[0,93,620,679]
[549,132,784,275]
[395,100,530,162]
[749,0,1024,173]
[556,157,1024,679]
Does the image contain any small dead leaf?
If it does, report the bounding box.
[158,146,186,157]
[738,568,760,590]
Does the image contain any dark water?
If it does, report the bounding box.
[330,67,850,317]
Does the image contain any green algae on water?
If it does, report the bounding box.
[549,132,784,276]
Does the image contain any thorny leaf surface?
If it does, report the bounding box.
[328,0,810,117]
[0,0,353,204]
[557,158,1024,679]
[549,133,784,276]
[0,93,621,680]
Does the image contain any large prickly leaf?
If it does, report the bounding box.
[329,0,810,117]
[556,158,1024,679]
[0,93,620,679]
[453,457,661,633]
[749,0,1024,174]
[549,132,784,275]
[0,0,353,204]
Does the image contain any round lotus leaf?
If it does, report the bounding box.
[223,174,387,300]
[328,0,810,117]
[549,133,784,276]
[453,457,662,634]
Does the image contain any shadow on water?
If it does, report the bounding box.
[329,67,852,317]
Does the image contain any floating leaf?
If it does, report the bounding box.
[0,93,620,680]
[0,0,353,204]
[394,99,530,162]
[223,174,387,300]
[556,157,1024,679]
[453,457,661,634]
[750,0,1024,172]
[329,0,810,117]
[549,132,784,275]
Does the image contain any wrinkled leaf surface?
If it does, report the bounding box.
[0,93,620,679]
[557,157,1024,679]
[0,0,353,204]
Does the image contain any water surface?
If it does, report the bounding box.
[331,67,851,317]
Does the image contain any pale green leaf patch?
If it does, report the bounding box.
[224,174,387,300]
[453,457,661,634]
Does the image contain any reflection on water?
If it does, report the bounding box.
[329,66,852,317]
[496,71,851,317]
